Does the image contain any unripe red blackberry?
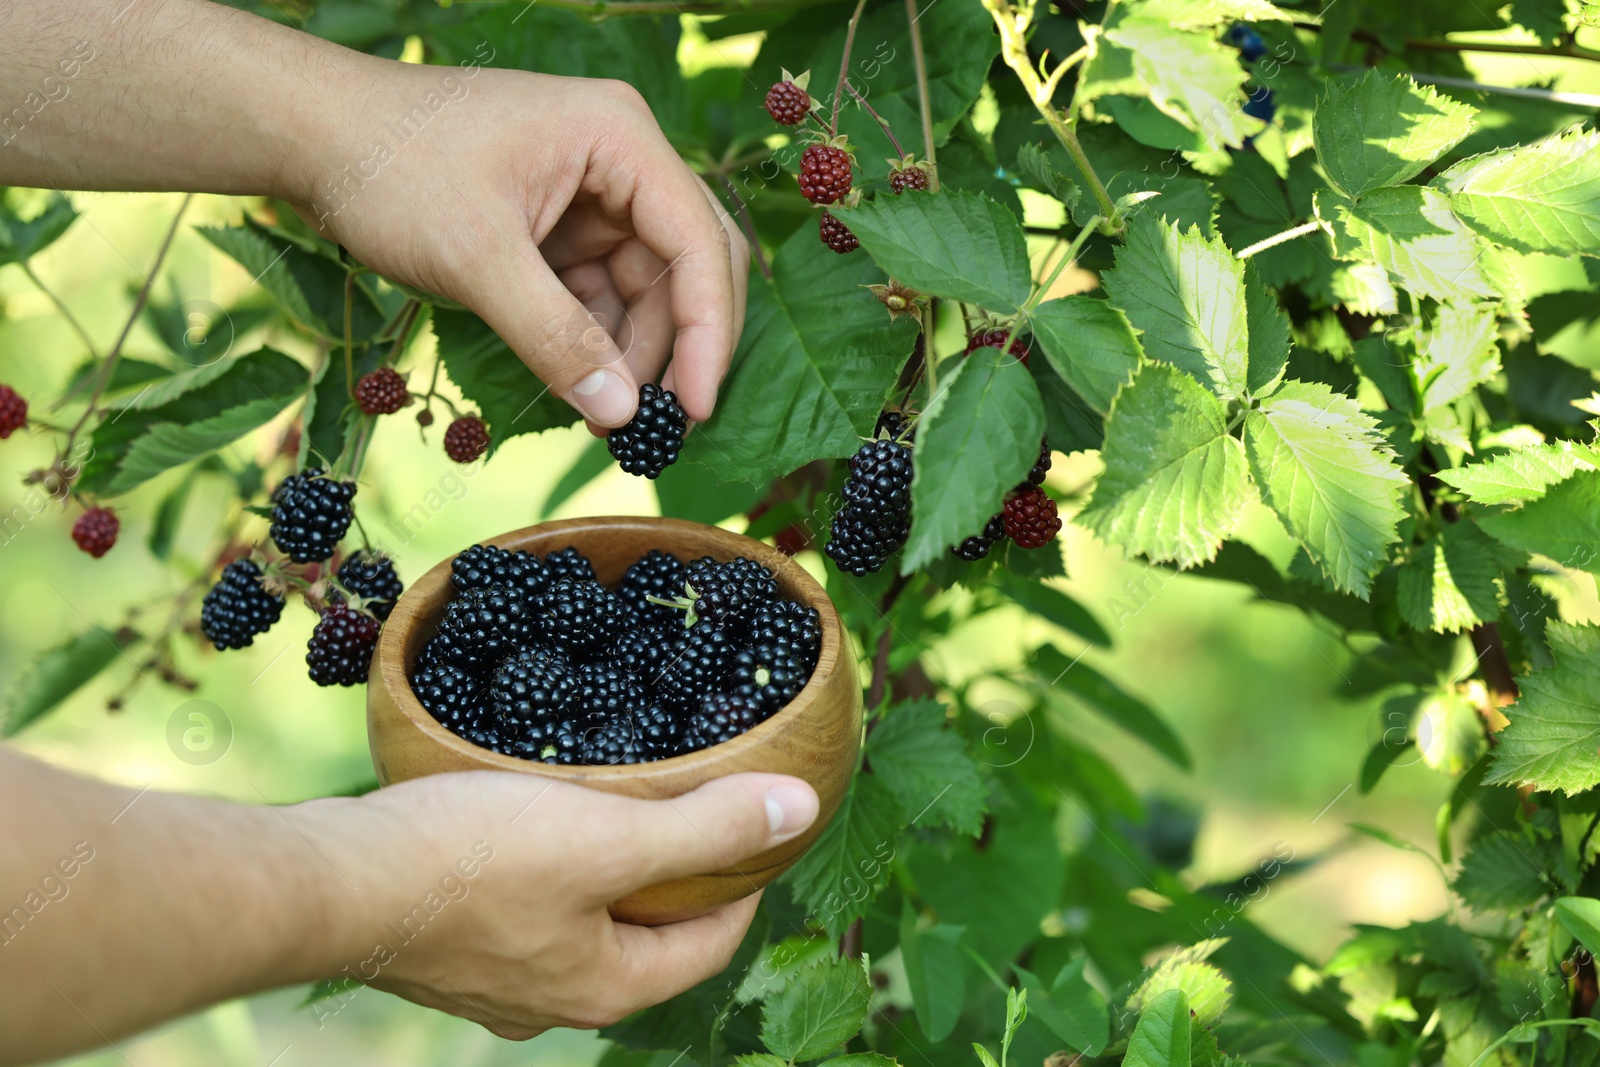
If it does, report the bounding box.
[354,367,408,415]
[417,408,435,427]
[798,144,852,205]
[71,507,119,558]
[445,415,489,462]
[765,80,810,125]
[1003,485,1062,549]
[306,601,381,687]
[820,211,859,254]
[0,385,27,438]
[964,328,1031,363]
[889,165,930,194]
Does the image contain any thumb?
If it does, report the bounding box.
[467,249,640,428]
[607,774,820,894]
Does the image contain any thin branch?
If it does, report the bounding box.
[831,0,871,135]
[866,571,912,711]
[1027,214,1101,308]
[343,271,356,397]
[385,300,422,365]
[846,82,906,158]
[904,0,939,190]
[1236,220,1324,260]
[20,262,99,360]
[716,174,771,281]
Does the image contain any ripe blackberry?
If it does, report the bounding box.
[619,549,686,628]
[337,551,402,620]
[657,626,737,713]
[531,578,626,658]
[875,410,912,442]
[452,544,550,597]
[605,624,683,691]
[726,642,810,714]
[764,79,810,125]
[964,329,1031,363]
[488,646,577,729]
[684,556,778,629]
[306,601,381,687]
[199,559,285,650]
[71,507,119,558]
[953,515,1005,562]
[1027,436,1052,486]
[889,166,930,194]
[354,367,408,415]
[544,546,597,584]
[842,439,913,513]
[433,585,532,675]
[573,661,649,719]
[412,661,489,733]
[607,383,687,479]
[269,469,356,563]
[1003,486,1062,549]
[825,508,910,577]
[798,144,852,205]
[0,385,26,438]
[820,211,858,254]
[579,714,646,765]
[445,415,489,463]
[747,600,821,671]
[630,705,682,760]
[681,693,765,752]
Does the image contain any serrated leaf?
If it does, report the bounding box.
[1124,988,1190,1067]
[432,308,584,454]
[198,223,328,335]
[1015,143,1082,210]
[1438,441,1599,505]
[899,903,966,1042]
[686,225,915,484]
[1478,470,1600,575]
[998,572,1112,647]
[760,958,871,1062]
[1078,362,1251,569]
[734,1056,787,1067]
[1102,214,1250,398]
[1452,831,1556,911]
[0,193,78,266]
[865,699,986,836]
[1244,260,1290,396]
[1243,379,1408,597]
[903,355,1043,571]
[1130,947,1232,1027]
[106,392,302,496]
[1434,127,1600,258]
[1415,689,1488,777]
[1318,185,1504,304]
[1313,70,1477,198]
[4,627,135,735]
[1555,897,1600,956]
[819,1056,898,1067]
[1135,0,1300,26]
[1028,296,1143,415]
[1397,521,1502,634]
[839,191,1032,312]
[1412,303,1501,412]
[1015,960,1108,1055]
[1032,644,1190,768]
[782,774,905,938]
[1485,622,1600,794]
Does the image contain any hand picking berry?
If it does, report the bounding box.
[269,468,356,563]
[353,367,408,415]
[607,383,686,479]
[71,506,119,558]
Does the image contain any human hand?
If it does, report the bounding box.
[307,771,817,1038]
[289,65,750,430]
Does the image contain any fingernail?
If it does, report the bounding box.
[570,369,635,426]
[764,784,818,839]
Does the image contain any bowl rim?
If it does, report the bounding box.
[372,515,852,781]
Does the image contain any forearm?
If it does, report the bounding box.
[0,748,378,1064]
[0,0,359,202]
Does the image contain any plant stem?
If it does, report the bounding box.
[903,0,939,190]
[62,194,193,458]
[343,271,356,397]
[385,300,422,365]
[1468,623,1519,706]
[1026,214,1101,310]
[831,0,871,135]
[717,173,771,281]
[20,262,99,360]
[845,82,906,158]
[920,302,938,397]
[1236,220,1324,260]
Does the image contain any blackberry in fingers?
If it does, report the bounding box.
[607,383,687,479]
[307,601,381,687]
[270,468,356,564]
[488,646,578,730]
[200,559,285,650]
[544,546,597,584]
[531,578,626,658]
[619,549,686,628]
[337,551,403,620]
[953,514,1005,562]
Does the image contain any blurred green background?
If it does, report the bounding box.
[3,19,1599,1067]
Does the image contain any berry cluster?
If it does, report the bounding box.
[825,426,914,576]
[956,435,1060,560]
[607,383,688,479]
[819,211,858,255]
[409,544,822,764]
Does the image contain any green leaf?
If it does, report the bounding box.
[198,223,328,335]
[432,308,583,453]
[4,627,136,735]
[1102,214,1250,399]
[1478,470,1600,575]
[1416,689,1487,778]
[1452,831,1555,911]
[686,225,916,485]
[1129,941,1232,1027]
[1028,356,1104,455]
[971,1044,1001,1067]
[782,774,905,938]
[997,572,1111,647]
[1434,127,1600,258]
[818,1056,898,1067]
[0,193,78,265]
[1312,70,1477,198]
[734,1056,788,1067]
[299,976,361,1009]
[1133,0,1300,26]
[1318,185,1505,304]
[1027,296,1143,415]
[1078,362,1252,569]
[760,957,871,1062]
[839,191,1032,312]
[106,393,302,496]
[1124,988,1191,1067]
[539,438,615,520]
[1015,143,1082,211]
[899,903,966,1042]
[1396,521,1502,634]
[146,471,197,561]
[902,355,1044,571]
[1412,303,1501,412]
[1032,644,1191,768]
[1485,622,1600,794]
[1243,379,1408,597]
[1437,441,1599,505]
[866,699,986,836]
[1555,897,1600,956]
[1244,261,1290,396]
[1014,960,1108,1055]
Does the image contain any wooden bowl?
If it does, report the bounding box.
[367,516,863,925]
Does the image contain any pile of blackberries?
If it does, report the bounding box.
[409,544,821,765]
